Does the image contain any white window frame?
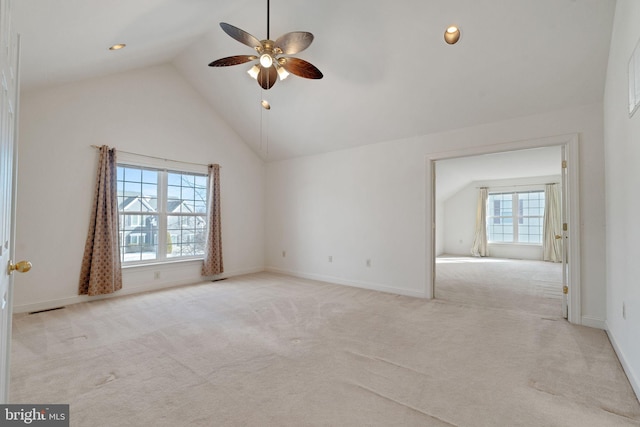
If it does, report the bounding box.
[117,152,208,266]
[487,189,545,245]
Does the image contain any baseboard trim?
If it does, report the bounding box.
[265,267,427,299]
[581,315,606,330]
[12,267,264,314]
[605,321,640,404]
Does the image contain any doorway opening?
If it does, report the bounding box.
[425,134,581,324]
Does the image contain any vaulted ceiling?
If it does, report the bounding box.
[14,0,615,161]
[435,146,562,202]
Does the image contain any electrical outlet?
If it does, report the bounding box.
[154,271,161,280]
[366,259,371,267]
[623,302,626,320]
[328,256,333,263]
[282,250,286,258]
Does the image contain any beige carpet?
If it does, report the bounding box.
[436,255,563,318]
[10,272,640,426]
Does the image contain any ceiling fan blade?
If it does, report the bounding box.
[208,55,258,67]
[220,22,262,50]
[280,57,323,79]
[274,32,314,54]
[257,66,278,90]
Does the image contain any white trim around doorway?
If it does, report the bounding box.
[424,133,581,325]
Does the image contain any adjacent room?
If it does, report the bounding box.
[1,0,639,425]
[434,147,565,318]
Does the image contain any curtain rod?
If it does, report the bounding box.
[476,183,558,189]
[90,145,214,168]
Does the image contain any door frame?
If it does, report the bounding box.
[425,133,581,324]
[1,31,21,403]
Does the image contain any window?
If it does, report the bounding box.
[487,190,545,244]
[117,164,208,264]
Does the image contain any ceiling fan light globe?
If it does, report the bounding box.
[260,54,273,68]
[277,66,290,80]
[247,65,260,79]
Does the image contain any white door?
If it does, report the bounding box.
[1,0,25,403]
[561,146,568,319]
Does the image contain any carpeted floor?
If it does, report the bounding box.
[10,272,640,426]
[435,255,563,318]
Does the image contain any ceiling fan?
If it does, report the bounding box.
[208,0,323,90]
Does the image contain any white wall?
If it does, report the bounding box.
[435,202,444,256]
[603,0,640,400]
[266,103,606,324]
[442,176,560,260]
[13,64,265,313]
[441,183,477,257]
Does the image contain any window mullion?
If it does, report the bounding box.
[157,170,167,261]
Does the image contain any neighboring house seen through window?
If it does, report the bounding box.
[486,190,545,244]
[117,164,208,264]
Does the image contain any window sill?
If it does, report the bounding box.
[487,242,542,247]
[122,258,203,270]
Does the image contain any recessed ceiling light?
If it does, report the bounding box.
[261,100,271,110]
[444,26,461,45]
[108,44,126,51]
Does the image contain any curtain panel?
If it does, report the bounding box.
[543,183,563,262]
[470,188,488,257]
[202,164,224,276]
[78,145,122,296]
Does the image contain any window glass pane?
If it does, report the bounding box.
[118,167,159,213]
[487,191,545,244]
[120,214,159,263]
[118,165,207,265]
[124,167,142,182]
[182,201,195,213]
[166,215,206,258]
[181,175,195,187]
[124,181,141,196]
[146,198,158,212]
[167,172,182,186]
[168,185,181,200]
[194,201,207,213]
[488,223,508,242]
[131,199,144,212]
[195,175,207,189]
[519,199,524,218]
[142,169,157,184]
[182,187,195,200]
[142,183,157,198]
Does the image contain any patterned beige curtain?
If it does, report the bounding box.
[79,145,122,295]
[202,164,223,276]
[470,188,488,257]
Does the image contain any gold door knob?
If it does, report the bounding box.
[555,234,562,239]
[8,260,32,274]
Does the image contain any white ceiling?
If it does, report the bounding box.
[435,146,562,202]
[14,1,615,161]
